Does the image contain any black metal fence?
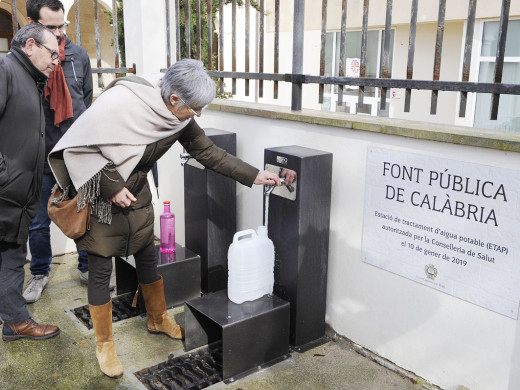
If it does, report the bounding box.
[171,0,520,120]
[6,0,520,120]
[71,0,136,87]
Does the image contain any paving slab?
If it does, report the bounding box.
[0,252,438,390]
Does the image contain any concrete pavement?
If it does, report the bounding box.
[0,252,442,390]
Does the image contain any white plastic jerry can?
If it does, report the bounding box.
[227,226,275,304]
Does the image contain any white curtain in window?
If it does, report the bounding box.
[474,63,520,131]
[474,20,520,131]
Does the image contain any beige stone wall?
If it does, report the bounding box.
[390,21,464,124]
[0,0,117,94]
[0,0,28,27]
[266,0,520,32]
[258,0,520,125]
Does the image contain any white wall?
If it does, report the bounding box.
[123,0,173,75]
[192,106,520,390]
[390,22,464,124]
[220,5,321,110]
[266,0,520,32]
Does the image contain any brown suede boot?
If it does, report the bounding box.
[140,276,184,340]
[89,301,124,378]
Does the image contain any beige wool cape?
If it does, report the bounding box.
[48,73,189,223]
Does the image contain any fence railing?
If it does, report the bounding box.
[7,0,520,120]
[171,0,520,120]
[7,0,135,88]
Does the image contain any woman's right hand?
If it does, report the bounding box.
[110,187,137,208]
[253,170,281,186]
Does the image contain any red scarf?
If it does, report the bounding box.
[45,35,74,127]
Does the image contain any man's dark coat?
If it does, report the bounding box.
[0,47,48,244]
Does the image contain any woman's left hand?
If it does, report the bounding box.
[254,170,281,186]
[110,187,137,208]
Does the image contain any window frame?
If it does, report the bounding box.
[322,28,395,117]
[456,18,520,129]
[0,33,11,57]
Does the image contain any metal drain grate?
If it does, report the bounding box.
[72,292,142,329]
[135,346,223,390]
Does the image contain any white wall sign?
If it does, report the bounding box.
[346,58,360,78]
[362,147,520,318]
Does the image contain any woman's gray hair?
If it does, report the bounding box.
[160,59,216,108]
[11,24,52,48]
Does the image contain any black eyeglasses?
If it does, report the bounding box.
[37,21,68,32]
[35,41,59,61]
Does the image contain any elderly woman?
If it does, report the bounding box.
[48,59,280,378]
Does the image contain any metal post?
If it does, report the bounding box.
[274,0,279,99]
[207,0,212,69]
[176,0,181,61]
[259,0,264,98]
[380,0,393,111]
[11,0,19,34]
[232,0,237,94]
[430,0,446,115]
[195,0,201,60]
[165,0,171,68]
[319,0,327,104]
[185,0,191,58]
[112,0,120,74]
[245,0,250,96]
[291,0,305,111]
[459,0,477,117]
[219,0,224,95]
[490,0,511,120]
[358,0,369,108]
[404,0,418,112]
[94,0,103,88]
[337,0,347,107]
[75,0,81,46]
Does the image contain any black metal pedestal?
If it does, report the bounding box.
[184,129,237,293]
[264,145,333,350]
[184,290,290,380]
[115,244,201,312]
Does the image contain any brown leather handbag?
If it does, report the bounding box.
[47,187,91,240]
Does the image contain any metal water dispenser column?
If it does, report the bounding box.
[184,128,237,293]
[264,145,333,350]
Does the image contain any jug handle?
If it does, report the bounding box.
[233,229,256,243]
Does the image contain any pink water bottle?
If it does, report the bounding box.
[160,201,175,253]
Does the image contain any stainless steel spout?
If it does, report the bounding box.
[180,153,192,166]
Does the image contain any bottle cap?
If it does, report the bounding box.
[163,201,170,205]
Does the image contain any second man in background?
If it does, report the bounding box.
[23,0,103,303]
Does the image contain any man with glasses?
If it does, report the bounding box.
[0,24,61,342]
[24,0,98,303]
[36,41,60,61]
